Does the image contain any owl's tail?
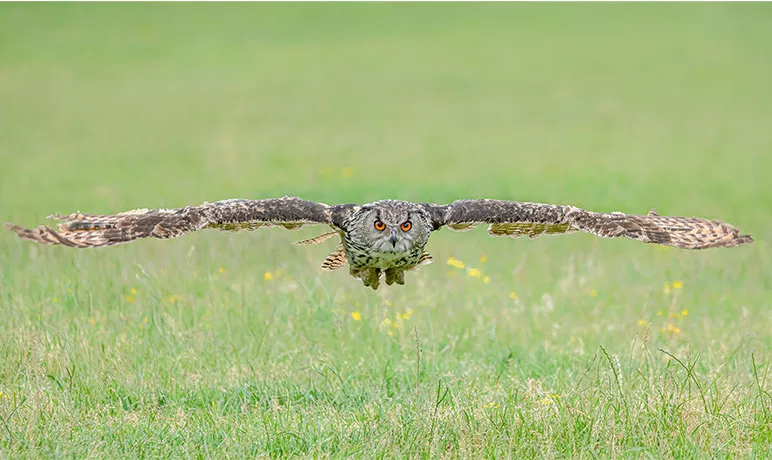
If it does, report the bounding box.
[6,207,206,248]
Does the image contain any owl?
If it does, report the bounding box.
[7,197,753,290]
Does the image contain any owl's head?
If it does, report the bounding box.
[349,200,432,253]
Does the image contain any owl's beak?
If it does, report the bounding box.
[390,230,398,247]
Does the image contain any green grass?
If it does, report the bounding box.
[1,3,771,457]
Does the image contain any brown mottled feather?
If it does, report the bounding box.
[294,231,339,246]
[446,222,478,232]
[417,251,434,266]
[321,244,347,271]
[6,197,338,248]
[437,200,752,250]
[488,222,573,238]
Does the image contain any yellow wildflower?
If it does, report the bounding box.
[143,317,149,324]
[264,271,273,281]
[663,282,671,295]
[384,300,392,307]
[350,312,362,321]
[447,257,465,269]
[672,281,683,289]
[130,288,137,295]
[665,323,681,334]
[588,289,598,297]
[88,317,97,327]
[341,167,353,178]
[401,308,414,320]
[637,319,648,327]
[509,291,518,300]
[218,267,225,274]
[656,310,664,316]
[483,401,499,409]
[52,297,58,303]
[467,268,481,278]
[479,254,488,264]
[125,295,135,304]
[482,276,491,284]
[681,309,689,317]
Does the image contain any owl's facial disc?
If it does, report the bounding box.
[370,213,415,253]
[348,202,430,257]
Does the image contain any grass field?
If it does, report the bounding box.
[1,3,771,457]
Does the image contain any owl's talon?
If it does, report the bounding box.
[384,268,405,286]
[359,267,381,290]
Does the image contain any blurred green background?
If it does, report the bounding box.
[2,4,770,217]
[1,3,770,457]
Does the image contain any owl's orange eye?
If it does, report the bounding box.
[400,221,412,232]
[374,220,386,231]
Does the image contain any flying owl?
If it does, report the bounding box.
[6,197,753,290]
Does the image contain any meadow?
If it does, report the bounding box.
[1,3,771,457]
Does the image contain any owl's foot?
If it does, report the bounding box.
[359,268,381,290]
[384,268,405,286]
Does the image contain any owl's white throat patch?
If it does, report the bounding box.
[374,238,412,253]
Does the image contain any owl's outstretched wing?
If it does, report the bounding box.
[6,197,351,248]
[425,200,752,249]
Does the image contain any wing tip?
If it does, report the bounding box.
[693,230,753,249]
[5,222,59,245]
[5,222,34,238]
[737,233,754,246]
